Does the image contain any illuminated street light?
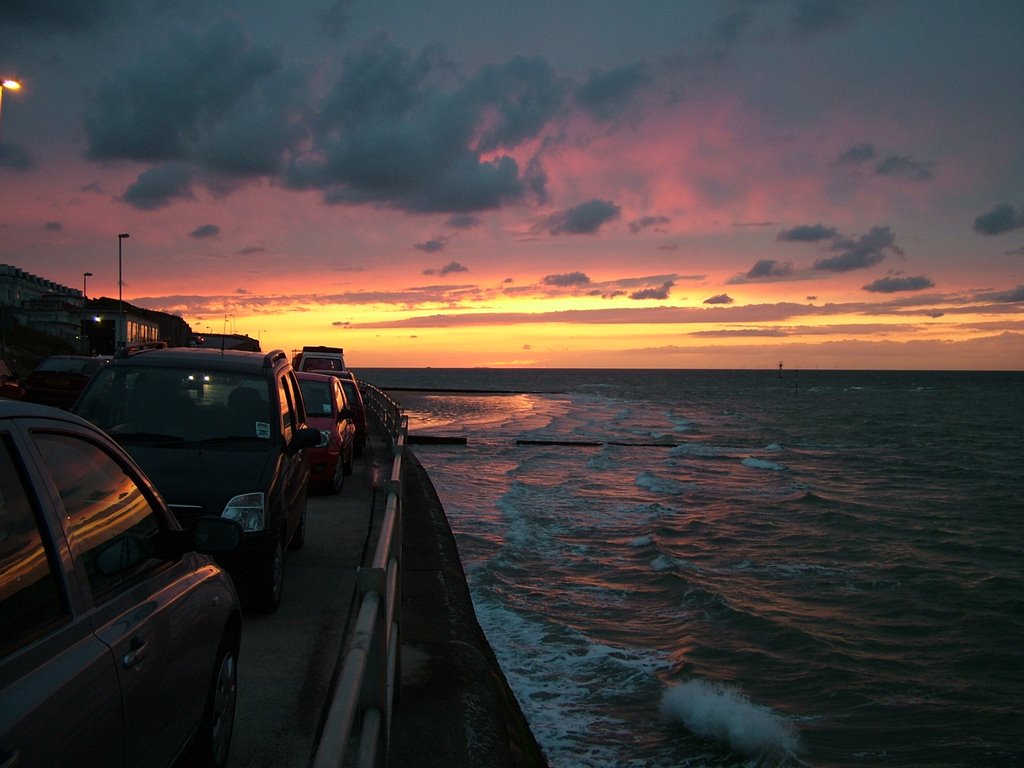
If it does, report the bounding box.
[118,233,129,348]
[0,78,22,144]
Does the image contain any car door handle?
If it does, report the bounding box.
[122,636,148,667]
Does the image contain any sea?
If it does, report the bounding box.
[358,368,1023,768]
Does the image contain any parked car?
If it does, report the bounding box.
[296,371,356,493]
[0,399,243,768]
[0,356,23,400]
[292,345,346,373]
[336,375,367,458]
[73,347,320,613]
[23,354,111,409]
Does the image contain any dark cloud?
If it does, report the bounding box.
[414,238,447,253]
[190,224,220,239]
[629,215,671,234]
[86,22,279,165]
[875,154,934,182]
[0,143,34,170]
[863,275,935,293]
[122,164,194,210]
[713,5,757,44]
[315,0,355,40]
[0,0,120,31]
[975,285,1024,303]
[543,271,591,287]
[630,281,674,300]
[777,224,838,242]
[446,213,481,229]
[750,260,794,279]
[786,0,858,41]
[814,226,901,272]
[542,199,621,235]
[575,62,652,120]
[1006,246,1024,256]
[704,293,734,305]
[287,42,558,213]
[835,142,876,165]
[43,221,61,232]
[467,56,567,152]
[973,203,1024,235]
[423,260,468,276]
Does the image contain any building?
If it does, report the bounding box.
[0,263,192,354]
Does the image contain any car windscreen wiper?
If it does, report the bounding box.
[107,430,186,443]
[196,435,271,446]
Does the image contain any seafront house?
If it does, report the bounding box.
[0,263,191,354]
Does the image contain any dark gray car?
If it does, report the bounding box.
[73,346,320,613]
[0,400,243,767]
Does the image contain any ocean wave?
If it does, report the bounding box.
[742,457,787,471]
[636,471,699,496]
[660,678,802,762]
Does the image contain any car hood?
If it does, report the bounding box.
[121,442,278,514]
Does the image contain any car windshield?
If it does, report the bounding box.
[76,366,275,443]
[298,379,334,416]
[302,357,343,372]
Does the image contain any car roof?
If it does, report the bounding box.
[110,346,291,372]
[0,398,103,428]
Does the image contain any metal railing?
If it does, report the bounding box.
[313,383,406,768]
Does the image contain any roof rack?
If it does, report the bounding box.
[117,341,168,358]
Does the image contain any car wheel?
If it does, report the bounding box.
[329,453,345,494]
[189,634,238,768]
[257,536,285,614]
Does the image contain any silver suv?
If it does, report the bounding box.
[293,345,346,373]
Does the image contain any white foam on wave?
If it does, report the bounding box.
[660,678,801,760]
[629,534,654,548]
[472,592,671,767]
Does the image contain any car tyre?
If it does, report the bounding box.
[257,536,285,614]
[328,454,345,494]
[189,633,239,768]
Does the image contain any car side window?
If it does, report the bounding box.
[0,435,69,655]
[31,432,164,603]
[278,374,301,442]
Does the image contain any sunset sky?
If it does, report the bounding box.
[1,0,1022,369]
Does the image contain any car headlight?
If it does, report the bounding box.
[318,429,331,448]
[222,492,265,531]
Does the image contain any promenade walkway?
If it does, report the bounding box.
[230,417,547,767]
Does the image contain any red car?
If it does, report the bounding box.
[24,354,111,409]
[335,375,367,458]
[296,371,356,493]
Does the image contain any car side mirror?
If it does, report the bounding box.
[290,426,321,453]
[194,516,243,554]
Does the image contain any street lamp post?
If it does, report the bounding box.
[0,78,22,144]
[118,233,129,349]
[83,271,93,299]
